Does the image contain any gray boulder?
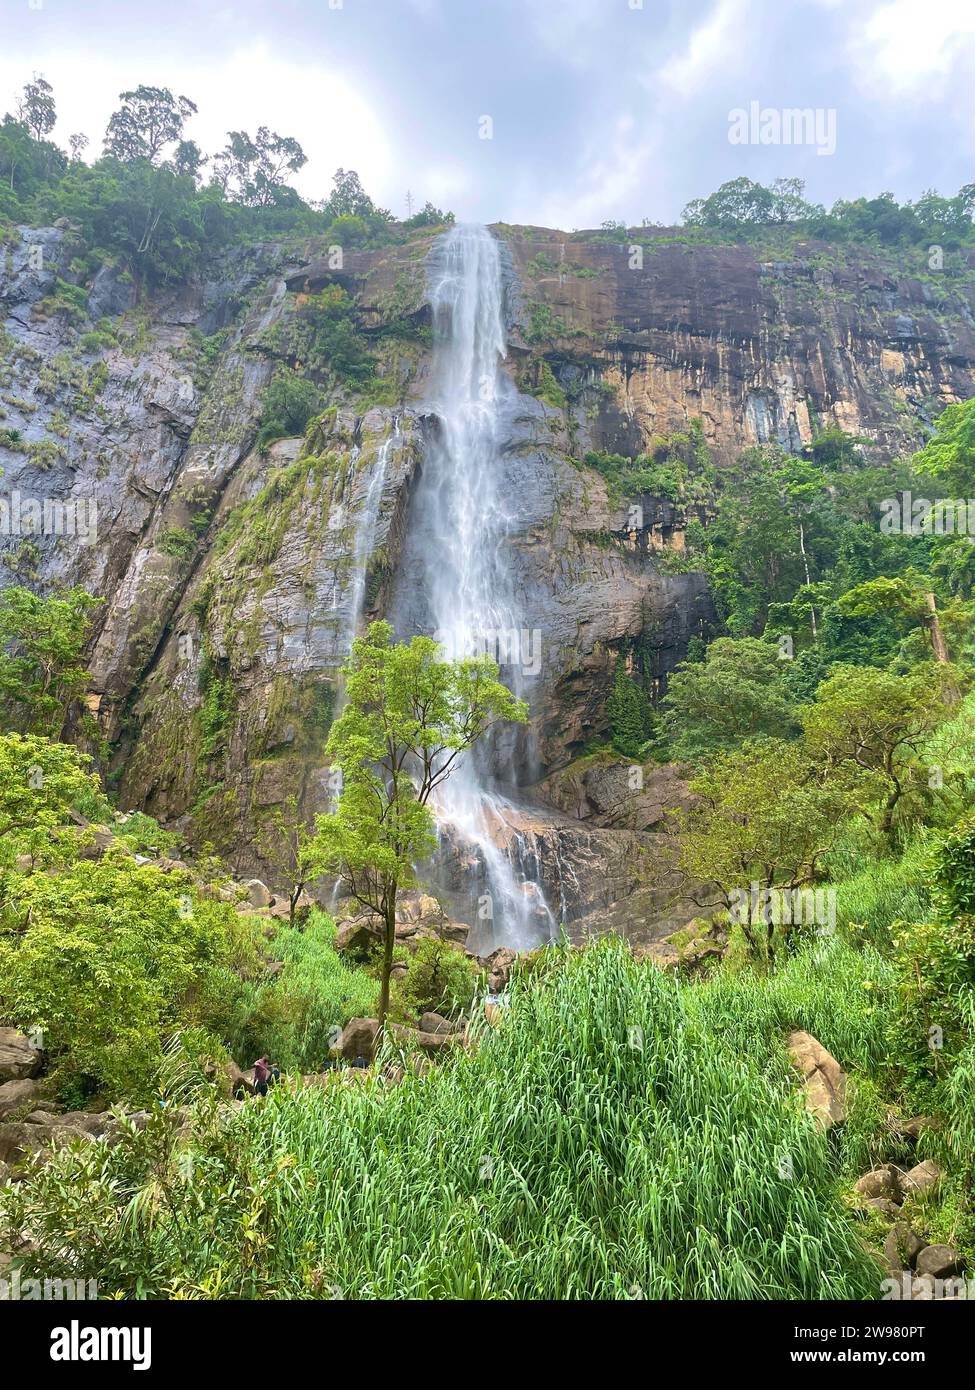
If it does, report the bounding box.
[884,1223,924,1271]
[338,1018,379,1061]
[915,1245,962,1279]
[0,1079,40,1117]
[854,1165,902,1202]
[0,1030,43,1083]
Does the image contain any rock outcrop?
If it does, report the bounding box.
[787,1030,848,1130]
[0,1030,43,1084]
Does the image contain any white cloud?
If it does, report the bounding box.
[655,0,747,99]
[514,114,658,230]
[0,40,393,204]
[852,0,975,95]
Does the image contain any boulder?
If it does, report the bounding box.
[900,1115,934,1140]
[915,1245,962,1279]
[23,1111,56,1126]
[0,1122,95,1166]
[390,1023,459,1052]
[0,1029,43,1083]
[900,1159,942,1198]
[243,879,273,910]
[156,857,190,874]
[480,948,516,994]
[787,1030,847,1130]
[0,1079,40,1117]
[338,1018,379,1061]
[854,1165,902,1203]
[419,1012,457,1036]
[268,891,315,920]
[335,917,382,954]
[884,1223,925,1271]
[862,1197,901,1218]
[633,941,680,970]
[57,1111,113,1138]
[73,824,118,860]
[224,1061,254,1098]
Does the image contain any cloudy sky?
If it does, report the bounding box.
[1,0,973,228]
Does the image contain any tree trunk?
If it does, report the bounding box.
[377,881,397,1041]
[923,591,961,704]
[798,519,818,641]
[288,880,304,927]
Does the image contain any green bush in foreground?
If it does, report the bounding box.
[0,850,262,1101]
[2,937,883,1299]
[227,911,377,1073]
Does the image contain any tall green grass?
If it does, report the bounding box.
[831,836,932,941]
[227,911,377,1072]
[6,937,884,1300]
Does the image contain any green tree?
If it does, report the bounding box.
[605,655,656,758]
[0,586,101,736]
[0,114,66,199]
[800,664,954,837]
[0,732,103,870]
[213,127,307,205]
[391,936,476,1023]
[912,396,975,495]
[835,571,962,698]
[256,367,321,452]
[663,637,796,757]
[309,622,526,1034]
[667,738,852,955]
[255,794,320,925]
[16,74,56,140]
[0,850,257,1100]
[103,85,197,163]
[692,448,808,635]
[324,167,385,220]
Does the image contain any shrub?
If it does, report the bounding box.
[0,850,262,1101]
[390,937,477,1022]
[256,366,321,454]
[605,655,657,758]
[227,911,376,1072]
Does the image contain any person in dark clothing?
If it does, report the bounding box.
[253,1056,270,1097]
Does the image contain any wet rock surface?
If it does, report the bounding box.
[6,224,975,951]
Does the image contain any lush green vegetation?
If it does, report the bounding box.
[1,77,453,289]
[1,937,887,1299]
[2,125,975,1299]
[679,176,975,250]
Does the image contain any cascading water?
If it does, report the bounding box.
[394,224,558,953]
[344,417,400,645]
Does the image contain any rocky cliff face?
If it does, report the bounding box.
[3,222,974,944]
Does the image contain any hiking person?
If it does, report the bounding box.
[253,1056,271,1097]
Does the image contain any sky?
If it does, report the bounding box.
[1,0,974,228]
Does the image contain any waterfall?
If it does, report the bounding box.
[395,223,558,953]
[346,416,399,637]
